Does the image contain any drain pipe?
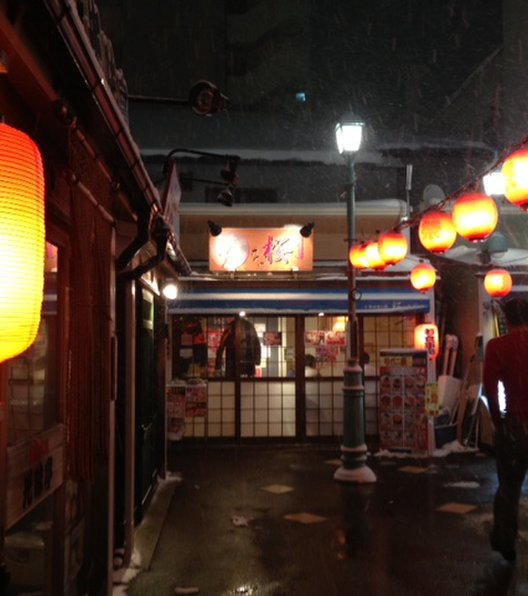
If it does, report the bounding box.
[117,215,170,282]
[116,212,170,567]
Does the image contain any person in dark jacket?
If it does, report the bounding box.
[483,296,528,562]
[215,316,261,378]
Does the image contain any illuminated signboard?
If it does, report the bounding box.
[209,227,313,272]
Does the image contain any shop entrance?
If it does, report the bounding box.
[168,312,419,442]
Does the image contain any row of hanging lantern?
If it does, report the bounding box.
[349,147,528,298]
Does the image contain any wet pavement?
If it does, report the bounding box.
[123,443,528,596]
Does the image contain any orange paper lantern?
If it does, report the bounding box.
[418,210,457,254]
[378,231,408,266]
[484,268,512,298]
[502,148,528,211]
[363,241,386,270]
[414,323,439,360]
[410,262,436,292]
[349,243,368,269]
[452,192,498,242]
[0,123,45,363]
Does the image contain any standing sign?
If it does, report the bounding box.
[379,349,428,452]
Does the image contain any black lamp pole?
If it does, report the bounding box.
[334,117,376,484]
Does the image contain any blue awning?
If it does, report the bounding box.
[168,287,431,315]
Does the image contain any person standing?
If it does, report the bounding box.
[483,296,528,562]
[215,316,261,378]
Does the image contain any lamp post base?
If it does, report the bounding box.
[334,443,376,484]
[334,463,376,484]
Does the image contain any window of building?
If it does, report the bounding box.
[304,315,347,377]
[171,314,296,381]
[362,314,417,375]
[7,242,60,446]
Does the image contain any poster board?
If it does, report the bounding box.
[166,381,209,441]
[379,349,429,452]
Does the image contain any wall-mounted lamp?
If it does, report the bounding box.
[208,220,222,237]
[165,148,240,207]
[300,222,315,238]
[161,280,179,300]
[188,80,231,116]
[0,122,45,363]
[217,187,233,207]
[129,80,230,117]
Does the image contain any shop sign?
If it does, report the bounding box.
[6,424,64,529]
[209,227,313,272]
[414,323,439,360]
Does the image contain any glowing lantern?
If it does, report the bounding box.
[410,262,436,293]
[484,268,512,298]
[363,241,386,270]
[502,148,528,210]
[452,192,498,242]
[349,243,368,269]
[0,123,45,363]
[418,210,457,254]
[414,323,439,360]
[378,231,408,266]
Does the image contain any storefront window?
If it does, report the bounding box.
[363,314,417,374]
[171,315,296,380]
[7,242,59,446]
[304,315,347,377]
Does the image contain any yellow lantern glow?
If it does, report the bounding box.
[378,231,408,266]
[414,323,439,360]
[0,123,45,363]
[452,192,498,242]
[484,268,512,298]
[502,148,528,211]
[418,210,457,254]
[349,243,368,269]
[410,262,436,293]
[363,241,386,270]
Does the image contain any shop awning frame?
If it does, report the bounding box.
[168,287,431,315]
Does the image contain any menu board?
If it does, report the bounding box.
[379,349,429,452]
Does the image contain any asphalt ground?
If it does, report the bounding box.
[121,443,528,596]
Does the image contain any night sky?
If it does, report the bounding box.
[309,0,502,131]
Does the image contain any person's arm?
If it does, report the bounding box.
[483,339,502,426]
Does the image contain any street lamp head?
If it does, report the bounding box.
[335,116,365,154]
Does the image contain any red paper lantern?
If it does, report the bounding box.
[502,148,528,211]
[378,231,408,266]
[418,210,457,254]
[363,241,386,270]
[452,192,498,242]
[410,262,436,292]
[349,243,368,269]
[0,123,45,363]
[484,268,512,298]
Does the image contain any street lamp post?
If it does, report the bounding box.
[334,117,376,484]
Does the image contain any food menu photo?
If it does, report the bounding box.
[378,348,429,452]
